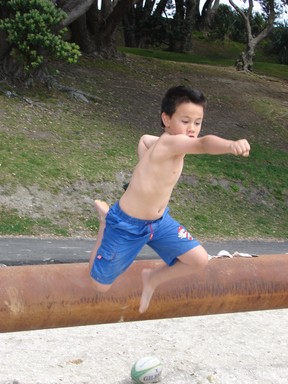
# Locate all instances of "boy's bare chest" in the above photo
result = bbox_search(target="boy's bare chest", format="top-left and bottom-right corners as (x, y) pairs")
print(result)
(155, 156), (184, 185)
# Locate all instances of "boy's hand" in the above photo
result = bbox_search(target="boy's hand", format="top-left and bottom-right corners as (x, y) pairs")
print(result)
(230, 139), (250, 157)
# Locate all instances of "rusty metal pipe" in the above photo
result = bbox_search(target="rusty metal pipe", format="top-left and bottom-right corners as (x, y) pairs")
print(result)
(0, 254), (288, 333)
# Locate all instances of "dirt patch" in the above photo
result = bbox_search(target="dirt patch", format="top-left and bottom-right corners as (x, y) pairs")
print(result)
(96, 57), (287, 148)
(56, 56), (288, 145)
(0, 172), (131, 237)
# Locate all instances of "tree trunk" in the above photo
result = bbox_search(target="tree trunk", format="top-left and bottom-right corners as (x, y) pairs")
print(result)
(92, 0), (134, 58)
(197, 0), (220, 32)
(237, 48), (255, 71)
(69, 14), (96, 54)
(0, 29), (31, 81)
(0, 6), (12, 79)
(58, 0), (136, 57)
(229, 0), (276, 71)
(168, 0), (196, 52)
(58, 0), (96, 27)
(123, 0), (168, 49)
(63, 0), (137, 58)
(183, 0), (197, 51)
(123, 9), (137, 47)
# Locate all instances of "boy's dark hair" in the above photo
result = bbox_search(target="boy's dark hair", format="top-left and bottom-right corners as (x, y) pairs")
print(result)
(161, 85), (206, 127)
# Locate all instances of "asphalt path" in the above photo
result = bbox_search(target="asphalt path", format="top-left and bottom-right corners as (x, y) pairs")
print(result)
(0, 236), (287, 266)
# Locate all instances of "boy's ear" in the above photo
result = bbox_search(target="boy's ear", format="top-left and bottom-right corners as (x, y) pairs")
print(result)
(161, 112), (169, 127)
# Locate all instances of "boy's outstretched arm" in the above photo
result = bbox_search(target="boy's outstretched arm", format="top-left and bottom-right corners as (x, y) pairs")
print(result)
(170, 134), (250, 157)
(138, 134), (159, 159)
(200, 135), (250, 156)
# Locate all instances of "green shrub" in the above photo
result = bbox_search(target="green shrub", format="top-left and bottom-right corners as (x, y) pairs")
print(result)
(266, 22), (288, 64)
(0, 0), (81, 72)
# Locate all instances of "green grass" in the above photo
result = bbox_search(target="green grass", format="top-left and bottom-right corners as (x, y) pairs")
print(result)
(171, 186), (286, 239)
(253, 62), (288, 79)
(0, 109), (137, 189)
(120, 36), (288, 80)
(0, 209), (69, 236)
(184, 144), (287, 192)
(174, 142), (287, 238)
(0, 44), (287, 239)
(119, 46), (235, 67)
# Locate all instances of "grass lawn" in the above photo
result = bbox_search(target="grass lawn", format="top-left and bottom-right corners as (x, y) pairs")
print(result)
(0, 38), (287, 240)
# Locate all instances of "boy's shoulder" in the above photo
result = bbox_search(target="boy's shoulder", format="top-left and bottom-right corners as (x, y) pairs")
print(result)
(151, 133), (188, 160)
(158, 132), (189, 145)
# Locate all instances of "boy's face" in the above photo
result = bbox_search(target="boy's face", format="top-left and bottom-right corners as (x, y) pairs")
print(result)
(162, 101), (204, 138)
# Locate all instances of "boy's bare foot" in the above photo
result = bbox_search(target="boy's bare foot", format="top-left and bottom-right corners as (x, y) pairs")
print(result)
(139, 268), (155, 314)
(94, 200), (109, 222)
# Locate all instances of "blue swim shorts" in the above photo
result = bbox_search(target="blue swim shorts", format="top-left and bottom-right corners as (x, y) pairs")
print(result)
(90, 201), (200, 284)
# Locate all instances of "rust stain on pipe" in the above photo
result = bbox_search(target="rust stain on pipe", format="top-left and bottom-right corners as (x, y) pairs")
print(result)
(0, 254), (288, 333)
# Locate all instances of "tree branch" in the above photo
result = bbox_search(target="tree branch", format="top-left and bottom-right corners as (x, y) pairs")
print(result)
(229, 0), (247, 18)
(57, 0), (96, 27)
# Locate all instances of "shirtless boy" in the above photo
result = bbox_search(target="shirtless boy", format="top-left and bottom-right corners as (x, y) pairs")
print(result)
(89, 85), (250, 313)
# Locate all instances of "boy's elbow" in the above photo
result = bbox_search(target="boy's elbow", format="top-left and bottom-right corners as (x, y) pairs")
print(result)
(140, 134), (148, 143)
(138, 135), (147, 148)
(137, 141), (146, 159)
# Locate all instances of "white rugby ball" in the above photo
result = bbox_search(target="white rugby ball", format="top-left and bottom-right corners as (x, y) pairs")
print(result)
(131, 356), (163, 383)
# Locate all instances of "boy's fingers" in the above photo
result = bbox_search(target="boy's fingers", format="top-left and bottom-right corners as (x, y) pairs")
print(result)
(238, 140), (250, 156)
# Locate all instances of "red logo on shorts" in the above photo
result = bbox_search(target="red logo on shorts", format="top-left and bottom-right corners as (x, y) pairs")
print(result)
(97, 255), (102, 260)
(178, 226), (193, 240)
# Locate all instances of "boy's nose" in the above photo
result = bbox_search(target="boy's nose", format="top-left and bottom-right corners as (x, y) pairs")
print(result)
(188, 126), (195, 133)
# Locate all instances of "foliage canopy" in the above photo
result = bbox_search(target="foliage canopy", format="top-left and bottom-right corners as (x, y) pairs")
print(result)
(0, 0), (81, 72)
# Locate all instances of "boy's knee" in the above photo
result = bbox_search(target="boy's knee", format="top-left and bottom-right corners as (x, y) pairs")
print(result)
(179, 246), (209, 268)
(89, 275), (111, 293)
(195, 251), (209, 268)
(190, 246), (209, 268)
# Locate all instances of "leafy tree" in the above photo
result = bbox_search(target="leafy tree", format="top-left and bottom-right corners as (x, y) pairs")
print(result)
(208, 4), (237, 40)
(123, 0), (169, 48)
(0, 0), (80, 81)
(197, 0), (221, 32)
(0, 0), (141, 82)
(166, 0), (196, 52)
(229, 0), (277, 71)
(266, 22), (288, 64)
(209, 5), (268, 43)
(123, 0), (201, 52)
(61, 0), (136, 58)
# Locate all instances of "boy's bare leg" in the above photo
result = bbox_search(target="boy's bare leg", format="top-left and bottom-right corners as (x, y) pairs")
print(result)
(139, 245), (208, 313)
(88, 200), (109, 271)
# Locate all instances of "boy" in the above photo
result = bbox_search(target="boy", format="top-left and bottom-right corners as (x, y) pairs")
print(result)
(89, 85), (250, 313)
